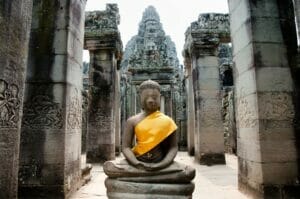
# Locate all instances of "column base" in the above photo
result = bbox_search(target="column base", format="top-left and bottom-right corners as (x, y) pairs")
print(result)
(198, 153), (225, 165)
(87, 144), (115, 163)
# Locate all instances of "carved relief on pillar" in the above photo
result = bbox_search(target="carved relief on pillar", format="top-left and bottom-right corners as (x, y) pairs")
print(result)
(88, 107), (112, 129)
(258, 92), (294, 128)
(67, 96), (82, 130)
(0, 79), (21, 129)
(199, 98), (223, 128)
(22, 95), (63, 129)
(236, 88), (258, 128)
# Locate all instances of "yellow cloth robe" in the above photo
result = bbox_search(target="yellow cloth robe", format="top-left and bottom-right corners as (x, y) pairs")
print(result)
(132, 111), (177, 156)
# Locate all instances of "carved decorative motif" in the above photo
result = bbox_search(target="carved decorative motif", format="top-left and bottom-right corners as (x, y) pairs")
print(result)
(237, 89), (258, 128)
(67, 96), (82, 129)
(184, 13), (230, 56)
(85, 4), (120, 37)
(258, 92), (294, 121)
(89, 108), (112, 129)
(22, 95), (63, 129)
(0, 79), (20, 128)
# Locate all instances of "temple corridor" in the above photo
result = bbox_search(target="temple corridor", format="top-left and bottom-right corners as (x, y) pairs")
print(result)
(1, 0), (300, 198)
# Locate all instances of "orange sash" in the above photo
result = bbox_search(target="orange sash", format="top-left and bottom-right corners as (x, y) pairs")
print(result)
(132, 111), (177, 156)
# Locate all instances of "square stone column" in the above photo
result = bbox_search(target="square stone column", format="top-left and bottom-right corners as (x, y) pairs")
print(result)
(0, 1), (32, 198)
(184, 58), (195, 155)
(184, 13), (230, 165)
(84, 4), (123, 162)
(18, 0), (86, 197)
(228, 0), (299, 197)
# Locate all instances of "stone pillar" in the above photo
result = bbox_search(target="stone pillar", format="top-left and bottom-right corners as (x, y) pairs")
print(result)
(183, 58), (195, 155)
(0, 1), (32, 198)
(228, 0), (300, 197)
(84, 4), (122, 162)
(184, 13), (230, 165)
(18, 0), (86, 197)
(114, 71), (121, 155)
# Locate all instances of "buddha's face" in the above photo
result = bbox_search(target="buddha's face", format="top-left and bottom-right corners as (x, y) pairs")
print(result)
(140, 88), (160, 113)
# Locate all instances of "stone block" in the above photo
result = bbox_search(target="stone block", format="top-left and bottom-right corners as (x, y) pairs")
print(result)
(253, 43), (289, 68)
(257, 92), (294, 121)
(261, 162), (298, 184)
(105, 178), (194, 198)
(229, 0), (250, 35)
(198, 127), (225, 153)
(252, 17), (283, 43)
(256, 67), (293, 92)
(260, 140), (297, 163)
(198, 78), (221, 91)
(233, 43), (254, 75)
(249, 0), (279, 18)
(237, 137), (262, 162)
(196, 56), (218, 67)
(50, 55), (67, 82)
(68, 30), (84, 65)
(235, 68), (256, 96)
(198, 66), (219, 79)
(235, 92), (259, 129)
(65, 132), (81, 162)
(66, 57), (83, 87)
(238, 157), (264, 184)
(227, 0), (243, 13)
(231, 21), (252, 56)
(198, 90), (220, 99)
(53, 29), (68, 54)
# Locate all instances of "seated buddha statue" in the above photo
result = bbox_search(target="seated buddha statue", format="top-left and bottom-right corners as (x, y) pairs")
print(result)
(103, 80), (195, 198)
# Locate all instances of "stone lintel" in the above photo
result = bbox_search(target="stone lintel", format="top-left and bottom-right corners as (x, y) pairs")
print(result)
(84, 4), (122, 55)
(184, 13), (230, 56)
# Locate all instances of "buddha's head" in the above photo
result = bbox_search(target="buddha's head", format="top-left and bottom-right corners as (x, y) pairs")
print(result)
(139, 80), (161, 113)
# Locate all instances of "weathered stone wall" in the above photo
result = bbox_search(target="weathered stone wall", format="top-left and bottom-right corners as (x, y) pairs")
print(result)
(19, 0), (86, 197)
(84, 4), (122, 162)
(228, 0), (300, 197)
(184, 13), (230, 165)
(0, 1), (32, 198)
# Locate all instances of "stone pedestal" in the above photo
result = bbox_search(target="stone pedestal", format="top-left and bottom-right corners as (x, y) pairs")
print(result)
(104, 160), (195, 199)
(84, 4), (122, 162)
(0, 1), (32, 198)
(228, 0), (300, 197)
(183, 13), (230, 165)
(18, 0), (86, 197)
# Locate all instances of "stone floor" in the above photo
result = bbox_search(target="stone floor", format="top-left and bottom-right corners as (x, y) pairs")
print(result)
(71, 152), (250, 199)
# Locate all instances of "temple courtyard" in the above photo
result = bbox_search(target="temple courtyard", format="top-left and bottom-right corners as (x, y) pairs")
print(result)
(71, 152), (249, 199)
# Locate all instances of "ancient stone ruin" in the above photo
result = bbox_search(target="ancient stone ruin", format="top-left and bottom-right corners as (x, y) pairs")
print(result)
(0, 0), (299, 198)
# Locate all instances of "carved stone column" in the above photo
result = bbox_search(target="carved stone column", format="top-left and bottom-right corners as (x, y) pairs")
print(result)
(0, 1), (32, 198)
(183, 58), (195, 155)
(184, 13), (230, 165)
(19, 0), (86, 197)
(84, 4), (122, 162)
(228, 0), (300, 197)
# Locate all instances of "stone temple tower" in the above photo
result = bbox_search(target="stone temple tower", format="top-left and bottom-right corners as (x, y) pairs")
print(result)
(121, 6), (187, 149)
